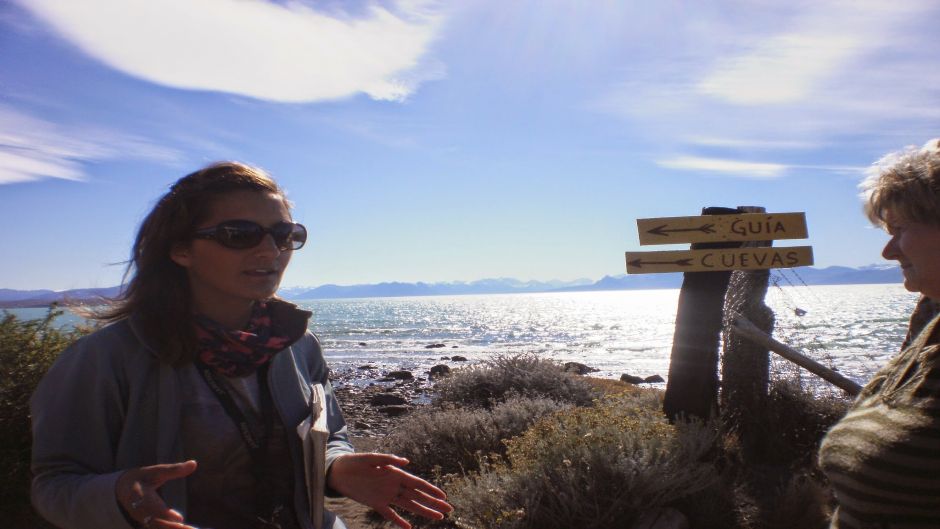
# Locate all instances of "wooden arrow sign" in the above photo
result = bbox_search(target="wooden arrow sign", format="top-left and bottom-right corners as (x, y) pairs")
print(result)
(626, 246), (814, 274)
(637, 212), (808, 245)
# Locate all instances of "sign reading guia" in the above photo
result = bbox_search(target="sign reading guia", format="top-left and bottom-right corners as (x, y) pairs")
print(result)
(636, 212), (807, 245)
(626, 212), (813, 274)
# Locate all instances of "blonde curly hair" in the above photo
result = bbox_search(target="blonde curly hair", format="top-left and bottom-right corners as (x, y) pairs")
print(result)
(861, 138), (940, 227)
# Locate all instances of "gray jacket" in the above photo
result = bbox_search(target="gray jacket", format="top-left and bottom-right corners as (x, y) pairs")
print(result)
(30, 316), (354, 529)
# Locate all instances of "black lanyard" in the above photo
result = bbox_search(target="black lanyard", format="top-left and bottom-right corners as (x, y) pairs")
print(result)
(193, 359), (275, 464)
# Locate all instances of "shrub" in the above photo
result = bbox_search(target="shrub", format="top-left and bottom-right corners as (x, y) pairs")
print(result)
(444, 390), (720, 529)
(0, 308), (88, 524)
(759, 379), (850, 467)
(380, 396), (571, 477)
(433, 354), (599, 409)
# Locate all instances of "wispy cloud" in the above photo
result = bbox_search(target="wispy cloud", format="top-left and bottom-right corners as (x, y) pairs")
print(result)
(697, 1), (928, 106)
(656, 156), (786, 179)
(686, 136), (819, 150)
(594, 0), (940, 170)
(0, 105), (182, 184)
(18, 0), (446, 103)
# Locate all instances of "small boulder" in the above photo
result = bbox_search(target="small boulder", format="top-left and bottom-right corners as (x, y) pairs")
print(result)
(358, 342), (368, 347)
(564, 362), (598, 375)
(429, 364), (451, 378)
(358, 364), (377, 370)
(451, 345), (459, 348)
(386, 370), (414, 380)
(451, 355), (468, 362)
(440, 356), (450, 360)
(644, 374), (665, 383)
(424, 343), (446, 349)
(379, 405), (411, 417)
(370, 393), (408, 406)
(620, 374), (645, 385)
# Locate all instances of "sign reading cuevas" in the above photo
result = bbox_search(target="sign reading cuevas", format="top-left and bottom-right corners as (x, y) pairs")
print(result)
(637, 212), (807, 245)
(625, 246), (814, 274)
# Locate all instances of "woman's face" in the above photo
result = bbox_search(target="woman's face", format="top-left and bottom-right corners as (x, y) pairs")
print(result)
(882, 211), (940, 298)
(170, 190), (293, 324)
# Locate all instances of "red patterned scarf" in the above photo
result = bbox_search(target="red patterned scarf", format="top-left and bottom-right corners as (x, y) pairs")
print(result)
(193, 302), (293, 377)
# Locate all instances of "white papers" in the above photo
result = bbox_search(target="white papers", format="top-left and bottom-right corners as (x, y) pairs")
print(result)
(296, 383), (329, 529)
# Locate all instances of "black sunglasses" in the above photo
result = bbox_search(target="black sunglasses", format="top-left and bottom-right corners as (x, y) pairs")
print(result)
(192, 220), (307, 251)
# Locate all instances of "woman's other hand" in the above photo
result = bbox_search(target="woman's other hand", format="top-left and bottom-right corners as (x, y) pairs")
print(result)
(115, 460), (198, 528)
(327, 453), (453, 529)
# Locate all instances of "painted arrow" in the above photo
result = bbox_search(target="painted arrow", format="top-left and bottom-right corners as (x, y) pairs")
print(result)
(627, 258), (693, 268)
(646, 223), (716, 237)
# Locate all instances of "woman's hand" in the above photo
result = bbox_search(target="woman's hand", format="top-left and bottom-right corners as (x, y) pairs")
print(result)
(327, 453), (453, 529)
(115, 460), (198, 529)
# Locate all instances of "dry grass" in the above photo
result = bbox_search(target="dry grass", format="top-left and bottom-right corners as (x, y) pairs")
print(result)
(441, 390), (723, 529)
(433, 354), (599, 409)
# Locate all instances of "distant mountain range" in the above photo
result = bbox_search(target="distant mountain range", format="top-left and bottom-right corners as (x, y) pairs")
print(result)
(0, 265), (902, 308)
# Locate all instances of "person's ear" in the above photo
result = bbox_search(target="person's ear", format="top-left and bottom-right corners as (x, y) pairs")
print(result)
(170, 243), (192, 268)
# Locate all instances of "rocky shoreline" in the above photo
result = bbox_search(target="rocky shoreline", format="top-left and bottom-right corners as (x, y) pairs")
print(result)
(331, 358), (664, 437)
(331, 359), (459, 437)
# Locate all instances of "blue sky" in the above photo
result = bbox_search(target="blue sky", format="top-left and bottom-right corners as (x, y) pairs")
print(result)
(2, 0), (938, 291)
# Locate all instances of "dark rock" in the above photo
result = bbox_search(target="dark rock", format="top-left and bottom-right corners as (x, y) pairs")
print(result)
(424, 343), (446, 349)
(451, 345), (459, 348)
(429, 364), (451, 378)
(379, 405), (411, 416)
(358, 364), (377, 370)
(564, 362), (598, 375)
(370, 393), (408, 406)
(386, 370), (414, 380)
(440, 356), (450, 360)
(358, 342), (368, 346)
(620, 374), (646, 385)
(377, 377), (395, 382)
(451, 355), (468, 362)
(353, 420), (372, 429)
(644, 374), (665, 383)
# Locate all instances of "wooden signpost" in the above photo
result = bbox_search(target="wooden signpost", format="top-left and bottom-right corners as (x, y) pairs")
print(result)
(626, 209), (814, 423)
(636, 212), (808, 245)
(627, 212), (813, 273)
(626, 246), (814, 274)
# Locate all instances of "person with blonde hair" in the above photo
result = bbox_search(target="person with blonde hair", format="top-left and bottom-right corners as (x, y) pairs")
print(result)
(819, 139), (940, 528)
(31, 162), (451, 529)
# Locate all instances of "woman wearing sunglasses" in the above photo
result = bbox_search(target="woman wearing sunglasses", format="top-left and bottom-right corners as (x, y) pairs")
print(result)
(30, 162), (452, 529)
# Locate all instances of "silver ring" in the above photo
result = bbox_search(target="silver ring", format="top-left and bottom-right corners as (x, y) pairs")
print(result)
(142, 515), (153, 527)
(130, 498), (144, 510)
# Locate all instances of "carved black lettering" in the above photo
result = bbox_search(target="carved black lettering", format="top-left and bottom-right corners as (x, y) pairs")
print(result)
(702, 253), (715, 267)
(773, 220), (785, 233)
(771, 252), (785, 266)
(786, 250), (799, 266)
(730, 220), (745, 236)
(721, 253), (736, 267)
(740, 253), (750, 267)
(754, 253), (768, 266)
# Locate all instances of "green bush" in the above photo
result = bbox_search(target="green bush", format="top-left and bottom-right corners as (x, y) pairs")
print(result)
(380, 396), (571, 477)
(444, 390), (721, 529)
(0, 308), (87, 524)
(433, 354), (599, 409)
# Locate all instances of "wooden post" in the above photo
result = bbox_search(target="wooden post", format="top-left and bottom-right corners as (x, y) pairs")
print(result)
(731, 315), (862, 395)
(663, 206), (741, 421)
(720, 206), (774, 432)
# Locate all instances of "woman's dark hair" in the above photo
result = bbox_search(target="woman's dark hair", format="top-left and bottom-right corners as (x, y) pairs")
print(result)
(96, 162), (287, 364)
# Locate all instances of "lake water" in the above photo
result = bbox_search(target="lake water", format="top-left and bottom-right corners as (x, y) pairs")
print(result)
(8, 282), (917, 387)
